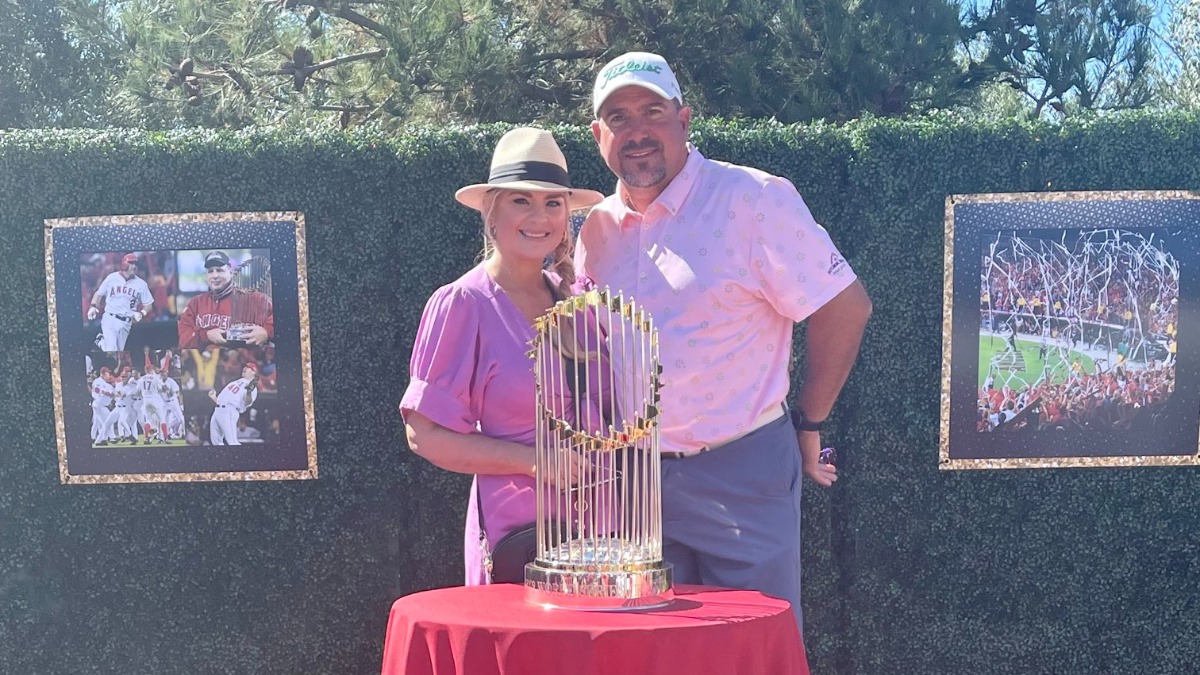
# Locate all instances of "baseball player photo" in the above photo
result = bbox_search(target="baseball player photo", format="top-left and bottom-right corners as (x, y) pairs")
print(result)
(137, 361), (172, 445)
(178, 250), (273, 349)
(127, 348), (188, 446)
(99, 367), (138, 445)
(86, 253), (153, 362)
(160, 368), (185, 440)
(208, 362), (260, 445)
(89, 367), (117, 446)
(47, 212), (315, 483)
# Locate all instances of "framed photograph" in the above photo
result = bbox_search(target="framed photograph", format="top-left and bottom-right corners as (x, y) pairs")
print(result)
(44, 212), (317, 484)
(941, 191), (1200, 470)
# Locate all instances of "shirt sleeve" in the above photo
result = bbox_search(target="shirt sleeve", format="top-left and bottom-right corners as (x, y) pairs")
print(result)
(399, 284), (482, 434)
(751, 177), (856, 323)
(177, 298), (202, 348)
(96, 274), (115, 299)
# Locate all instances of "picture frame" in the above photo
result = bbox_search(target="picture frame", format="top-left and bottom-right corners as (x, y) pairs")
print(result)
(45, 211), (317, 484)
(940, 191), (1200, 470)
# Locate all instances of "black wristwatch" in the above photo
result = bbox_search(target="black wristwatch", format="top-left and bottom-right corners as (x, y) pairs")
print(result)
(791, 408), (826, 433)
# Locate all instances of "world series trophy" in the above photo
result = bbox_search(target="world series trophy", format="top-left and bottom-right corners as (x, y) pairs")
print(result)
(525, 288), (673, 609)
(226, 255), (272, 347)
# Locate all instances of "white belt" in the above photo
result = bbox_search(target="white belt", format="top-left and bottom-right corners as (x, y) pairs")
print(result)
(662, 403), (787, 459)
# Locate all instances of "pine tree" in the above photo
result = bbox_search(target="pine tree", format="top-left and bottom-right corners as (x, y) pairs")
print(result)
(963, 0), (1157, 118)
(1158, 0), (1200, 108)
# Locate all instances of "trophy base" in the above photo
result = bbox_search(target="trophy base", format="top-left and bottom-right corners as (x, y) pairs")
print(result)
(223, 324), (256, 348)
(523, 562), (673, 611)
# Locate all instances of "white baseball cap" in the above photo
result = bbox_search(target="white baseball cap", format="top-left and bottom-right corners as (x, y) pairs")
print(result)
(592, 51), (683, 116)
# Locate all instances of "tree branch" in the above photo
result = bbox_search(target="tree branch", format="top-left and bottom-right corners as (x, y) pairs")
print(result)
(312, 104), (373, 112)
(309, 48), (387, 73)
(519, 49), (608, 65)
(277, 50), (387, 77)
(269, 0), (390, 35)
(332, 6), (389, 36)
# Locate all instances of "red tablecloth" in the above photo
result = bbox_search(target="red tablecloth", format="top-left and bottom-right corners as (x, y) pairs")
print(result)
(381, 584), (809, 675)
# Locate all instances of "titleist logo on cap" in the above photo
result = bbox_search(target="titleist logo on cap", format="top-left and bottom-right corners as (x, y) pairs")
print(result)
(593, 51), (682, 115)
(601, 59), (663, 85)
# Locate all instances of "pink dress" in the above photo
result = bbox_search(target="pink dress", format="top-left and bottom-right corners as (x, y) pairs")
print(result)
(400, 264), (606, 585)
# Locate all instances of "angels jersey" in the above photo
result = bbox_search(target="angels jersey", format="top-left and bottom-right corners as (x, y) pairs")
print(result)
(215, 377), (258, 413)
(138, 374), (168, 404)
(96, 272), (152, 318)
(91, 377), (115, 406)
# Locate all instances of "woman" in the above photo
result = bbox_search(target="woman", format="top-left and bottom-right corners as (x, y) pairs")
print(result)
(399, 127), (605, 585)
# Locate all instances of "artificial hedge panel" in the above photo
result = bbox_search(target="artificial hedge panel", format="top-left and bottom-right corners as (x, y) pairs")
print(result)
(839, 113), (1200, 674)
(1, 113), (1198, 675)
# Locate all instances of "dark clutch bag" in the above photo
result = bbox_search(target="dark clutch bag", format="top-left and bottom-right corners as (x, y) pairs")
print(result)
(487, 522), (571, 584)
(487, 524), (539, 584)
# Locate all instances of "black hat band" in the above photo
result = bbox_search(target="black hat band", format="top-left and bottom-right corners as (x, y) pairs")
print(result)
(488, 161), (571, 188)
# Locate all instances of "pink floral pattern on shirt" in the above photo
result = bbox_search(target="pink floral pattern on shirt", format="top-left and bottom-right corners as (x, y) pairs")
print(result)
(576, 149), (856, 453)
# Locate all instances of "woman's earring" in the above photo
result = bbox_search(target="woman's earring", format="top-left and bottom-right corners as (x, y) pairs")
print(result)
(488, 226), (497, 239)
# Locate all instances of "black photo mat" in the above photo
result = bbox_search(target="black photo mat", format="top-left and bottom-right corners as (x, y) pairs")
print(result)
(940, 192), (1200, 469)
(45, 212), (317, 483)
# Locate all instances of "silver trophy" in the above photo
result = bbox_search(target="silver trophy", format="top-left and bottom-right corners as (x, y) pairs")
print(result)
(226, 256), (272, 347)
(524, 288), (673, 609)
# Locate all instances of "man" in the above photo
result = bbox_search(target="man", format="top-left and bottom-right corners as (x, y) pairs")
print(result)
(87, 254), (153, 361)
(207, 363), (260, 445)
(128, 368), (144, 436)
(177, 250), (273, 348)
(101, 367), (138, 444)
(1003, 318), (1019, 353)
(576, 51), (872, 630)
(160, 367), (185, 439)
(137, 362), (170, 444)
(89, 367), (116, 446)
(189, 348), (221, 390)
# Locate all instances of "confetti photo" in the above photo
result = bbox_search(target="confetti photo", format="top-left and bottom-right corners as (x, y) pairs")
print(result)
(941, 192), (1200, 470)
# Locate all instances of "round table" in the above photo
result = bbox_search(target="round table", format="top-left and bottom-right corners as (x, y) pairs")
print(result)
(381, 583), (809, 675)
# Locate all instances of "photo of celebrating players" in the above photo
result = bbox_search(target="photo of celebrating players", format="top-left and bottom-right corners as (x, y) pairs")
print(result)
(941, 191), (1200, 469)
(84, 346), (282, 449)
(46, 212), (315, 483)
(977, 229), (1178, 433)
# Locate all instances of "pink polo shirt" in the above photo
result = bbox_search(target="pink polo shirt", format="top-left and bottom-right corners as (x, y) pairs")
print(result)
(575, 148), (856, 453)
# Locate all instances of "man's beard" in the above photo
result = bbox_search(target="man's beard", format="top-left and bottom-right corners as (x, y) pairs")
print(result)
(618, 139), (666, 189)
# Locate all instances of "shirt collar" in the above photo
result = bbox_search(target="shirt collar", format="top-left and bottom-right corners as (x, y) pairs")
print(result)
(614, 145), (704, 225)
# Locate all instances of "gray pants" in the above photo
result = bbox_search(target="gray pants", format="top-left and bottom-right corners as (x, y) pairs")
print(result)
(661, 415), (804, 631)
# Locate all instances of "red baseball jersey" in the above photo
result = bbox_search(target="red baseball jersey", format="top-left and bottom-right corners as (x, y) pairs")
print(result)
(178, 289), (273, 348)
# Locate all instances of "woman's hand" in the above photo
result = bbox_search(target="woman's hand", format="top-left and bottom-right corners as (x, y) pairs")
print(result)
(536, 447), (594, 490)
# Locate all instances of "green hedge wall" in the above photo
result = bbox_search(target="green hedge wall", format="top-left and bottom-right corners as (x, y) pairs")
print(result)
(2, 112), (1199, 675)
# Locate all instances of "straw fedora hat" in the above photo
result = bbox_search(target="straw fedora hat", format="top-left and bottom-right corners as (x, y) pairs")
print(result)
(455, 127), (605, 212)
